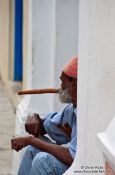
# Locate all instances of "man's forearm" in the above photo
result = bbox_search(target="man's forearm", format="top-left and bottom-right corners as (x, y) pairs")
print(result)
(28, 136), (73, 166)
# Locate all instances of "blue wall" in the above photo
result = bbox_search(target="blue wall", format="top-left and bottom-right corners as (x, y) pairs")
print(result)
(14, 0), (23, 81)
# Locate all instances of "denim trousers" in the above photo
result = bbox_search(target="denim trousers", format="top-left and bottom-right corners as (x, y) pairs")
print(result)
(17, 138), (69, 175)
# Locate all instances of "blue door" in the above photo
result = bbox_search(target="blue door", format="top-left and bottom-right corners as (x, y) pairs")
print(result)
(14, 0), (23, 81)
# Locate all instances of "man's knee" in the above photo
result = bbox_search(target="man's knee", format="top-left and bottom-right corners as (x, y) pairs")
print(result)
(27, 145), (36, 151)
(25, 145), (35, 154)
(31, 152), (68, 175)
(23, 145), (40, 159)
(32, 152), (53, 168)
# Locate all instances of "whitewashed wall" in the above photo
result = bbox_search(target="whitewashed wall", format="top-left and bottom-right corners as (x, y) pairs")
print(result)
(13, 0), (115, 175)
(12, 0), (78, 174)
(0, 0), (10, 82)
(30, 0), (78, 113)
(66, 0), (115, 175)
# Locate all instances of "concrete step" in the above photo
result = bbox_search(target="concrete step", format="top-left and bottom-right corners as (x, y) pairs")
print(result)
(0, 81), (15, 175)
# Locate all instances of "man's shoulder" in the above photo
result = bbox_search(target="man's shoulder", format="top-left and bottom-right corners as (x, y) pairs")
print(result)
(62, 104), (76, 119)
(63, 104), (76, 128)
(63, 104), (74, 113)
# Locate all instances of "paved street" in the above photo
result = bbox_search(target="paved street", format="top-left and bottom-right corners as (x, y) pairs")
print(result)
(0, 81), (15, 175)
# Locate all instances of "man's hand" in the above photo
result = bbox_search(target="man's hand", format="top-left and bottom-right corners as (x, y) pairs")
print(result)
(11, 135), (33, 152)
(56, 122), (72, 138)
(25, 114), (43, 137)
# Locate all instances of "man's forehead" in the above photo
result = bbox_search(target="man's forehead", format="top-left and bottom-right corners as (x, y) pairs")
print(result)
(60, 72), (66, 78)
(60, 71), (70, 80)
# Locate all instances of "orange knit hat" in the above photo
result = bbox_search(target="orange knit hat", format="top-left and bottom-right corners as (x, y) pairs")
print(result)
(63, 57), (78, 78)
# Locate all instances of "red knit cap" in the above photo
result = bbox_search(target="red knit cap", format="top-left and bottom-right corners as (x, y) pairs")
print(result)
(63, 57), (78, 78)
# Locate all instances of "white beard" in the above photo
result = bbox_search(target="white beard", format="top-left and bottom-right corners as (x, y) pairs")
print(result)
(59, 88), (72, 104)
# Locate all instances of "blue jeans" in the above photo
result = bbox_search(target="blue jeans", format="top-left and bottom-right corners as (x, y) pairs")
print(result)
(17, 138), (69, 175)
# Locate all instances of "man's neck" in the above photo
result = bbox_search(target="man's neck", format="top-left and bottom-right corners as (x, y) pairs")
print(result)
(72, 97), (77, 108)
(73, 101), (77, 108)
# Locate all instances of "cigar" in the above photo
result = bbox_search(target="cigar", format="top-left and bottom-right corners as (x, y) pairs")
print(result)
(18, 88), (60, 95)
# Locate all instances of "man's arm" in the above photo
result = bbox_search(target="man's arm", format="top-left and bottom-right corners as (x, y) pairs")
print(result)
(11, 135), (73, 166)
(29, 136), (73, 166)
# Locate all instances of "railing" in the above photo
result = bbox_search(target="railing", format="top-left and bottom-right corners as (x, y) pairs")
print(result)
(97, 116), (115, 175)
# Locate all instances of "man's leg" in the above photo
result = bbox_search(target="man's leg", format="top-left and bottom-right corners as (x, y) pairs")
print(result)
(17, 145), (41, 175)
(30, 152), (69, 175)
(18, 136), (53, 175)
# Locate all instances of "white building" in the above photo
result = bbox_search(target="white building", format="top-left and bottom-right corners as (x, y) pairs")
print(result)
(0, 0), (115, 175)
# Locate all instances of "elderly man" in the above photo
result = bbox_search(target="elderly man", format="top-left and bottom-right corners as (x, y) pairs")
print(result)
(11, 57), (77, 175)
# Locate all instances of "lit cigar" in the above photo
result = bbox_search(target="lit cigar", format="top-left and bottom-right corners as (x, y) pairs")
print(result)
(18, 88), (60, 95)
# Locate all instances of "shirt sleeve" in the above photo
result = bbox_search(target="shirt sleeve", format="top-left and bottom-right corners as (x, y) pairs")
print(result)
(68, 119), (77, 159)
(43, 111), (71, 145)
(43, 105), (77, 159)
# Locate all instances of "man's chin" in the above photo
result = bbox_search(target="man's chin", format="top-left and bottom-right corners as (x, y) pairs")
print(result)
(59, 96), (72, 104)
(58, 88), (72, 104)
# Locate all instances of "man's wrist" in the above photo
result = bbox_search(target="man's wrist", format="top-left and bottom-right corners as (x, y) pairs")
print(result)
(27, 135), (40, 148)
(26, 135), (35, 145)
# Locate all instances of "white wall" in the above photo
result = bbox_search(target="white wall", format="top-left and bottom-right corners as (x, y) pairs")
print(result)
(13, 0), (115, 174)
(13, 0), (78, 174)
(0, 0), (10, 82)
(67, 0), (115, 174)
(86, 0), (115, 164)
(30, 0), (78, 113)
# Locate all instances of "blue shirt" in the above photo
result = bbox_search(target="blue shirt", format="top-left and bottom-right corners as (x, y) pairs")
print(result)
(43, 104), (77, 159)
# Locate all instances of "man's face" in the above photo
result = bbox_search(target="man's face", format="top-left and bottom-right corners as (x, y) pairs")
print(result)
(59, 72), (73, 103)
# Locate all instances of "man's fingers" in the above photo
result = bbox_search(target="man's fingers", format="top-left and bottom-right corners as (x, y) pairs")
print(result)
(56, 123), (72, 138)
(25, 117), (40, 136)
(56, 124), (62, 128)
(25, 123), (28, 133)
(63, 123), (72, 131)
(11, 136), (25, 151)
(12, 144), (22, 152)
(25, 116), (35, 133)
(15, 145), (23, 152)
(29, 123), (39, 136)
(25, 115), (32, 132)
(34, 113), (40, 119)
(11, 142), (18, 150)
(34, 124), (39, 137)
